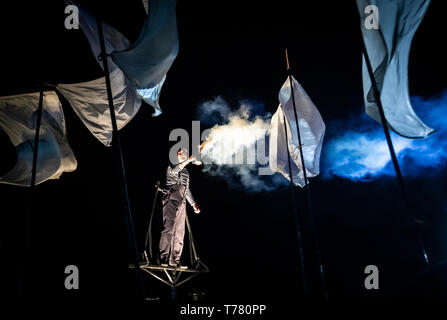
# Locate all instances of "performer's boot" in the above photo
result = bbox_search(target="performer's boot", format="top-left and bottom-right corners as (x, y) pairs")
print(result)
(172, 261), (188, 269)
(160, 257), (169, 267)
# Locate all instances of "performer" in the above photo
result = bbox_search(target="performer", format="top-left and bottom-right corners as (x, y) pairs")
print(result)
(159, 148), (200, 269)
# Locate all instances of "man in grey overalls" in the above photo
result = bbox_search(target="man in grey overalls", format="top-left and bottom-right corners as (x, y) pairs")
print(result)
(159, 148), (200, 269)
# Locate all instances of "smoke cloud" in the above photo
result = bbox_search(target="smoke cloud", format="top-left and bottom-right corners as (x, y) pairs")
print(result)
(196, 97), (286, 192)
(323, 91), (447, 181)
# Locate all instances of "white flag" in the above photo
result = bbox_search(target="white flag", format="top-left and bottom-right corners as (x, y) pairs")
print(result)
(142, 0), (149, 15)
(111, 0), (178, 116)
(269, 77), (325, 187)
(65, 0), (130, 71)
(57, 68), (141, 146)
(0, 91), (77, 186)
(60, 1), (142, 146)
(357, 0), (434, 138)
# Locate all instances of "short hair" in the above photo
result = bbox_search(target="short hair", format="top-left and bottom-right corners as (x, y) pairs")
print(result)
(177, 148), (188, 154)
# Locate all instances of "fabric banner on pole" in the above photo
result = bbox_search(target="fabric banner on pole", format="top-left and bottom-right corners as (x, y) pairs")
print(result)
(66, 0), (130, 71)
(0, 91), (77, 186)
(111, 0), (178, 116)
(61, 1), (142, 145)
(356, 0), (434, 138)
(269, 77), (325, 187)
(57, 68), (141, 146)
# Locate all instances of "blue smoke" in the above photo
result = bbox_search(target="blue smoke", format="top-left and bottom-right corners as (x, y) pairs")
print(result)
(323, 91), (447, 181)
(196, 96), (231, 126)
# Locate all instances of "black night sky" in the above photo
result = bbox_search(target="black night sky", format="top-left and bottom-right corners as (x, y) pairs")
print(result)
(0, 0), (447, 313)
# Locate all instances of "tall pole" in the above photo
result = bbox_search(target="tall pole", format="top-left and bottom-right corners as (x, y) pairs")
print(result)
(30, 86), (44, 189)
(284, 49), (328, 299)
(282, 113), (307, 296)
(18, 85), (45, 296)
(360, 43), (407, 201)
(96, 17), (146, 300)
(358, 30), (429, 266)
(145, 181), (161, 262)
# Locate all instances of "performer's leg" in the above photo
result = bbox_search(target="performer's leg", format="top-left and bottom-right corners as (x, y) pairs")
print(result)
(159, 199), (178, 261)
(171, 201), (187, 264)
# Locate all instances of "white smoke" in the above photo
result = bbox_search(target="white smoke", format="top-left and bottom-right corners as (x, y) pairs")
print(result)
(196, 97), (286, 192)
(200, 105), (269, 165)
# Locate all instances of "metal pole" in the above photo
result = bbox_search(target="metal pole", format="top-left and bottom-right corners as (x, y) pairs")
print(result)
(358, 31), (429, 266)
(281, 113), (308, 296)
(96, 17), (146, 300)
(18, 85), (45, 296)
(284, 49), (328, 299)
(145, 181), (161, 262)
(30, 86), (44, 188)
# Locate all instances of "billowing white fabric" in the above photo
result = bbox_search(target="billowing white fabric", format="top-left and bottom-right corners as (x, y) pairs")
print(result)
(57, 68), (141, 146)
(60, 1), (142, 146)
(269, 77), (325, 187)
(142, 0), (149, 15)
(111, 0), (178, 116)
(135, 75), (166, 117)
(111, 0), (178, 88)
(66, 0), (130, 71)
(357, 0), (434, 138)
(0, 91), (77, 186)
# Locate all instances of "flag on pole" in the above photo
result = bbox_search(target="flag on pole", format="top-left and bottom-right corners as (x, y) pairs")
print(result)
(65, 0), (130, 71)
(60, 1), (142, 146)
(356, 0), (434, 138)
(57, 68), (141, 146)
(0, 91), (77, 186)
(111, 0), (179, 116)
(269, 77), (325, 187)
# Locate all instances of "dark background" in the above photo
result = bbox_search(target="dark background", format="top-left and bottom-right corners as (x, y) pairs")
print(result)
(0, 0), (446, 312)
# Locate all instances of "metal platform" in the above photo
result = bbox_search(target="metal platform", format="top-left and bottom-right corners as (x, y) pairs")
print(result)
(130, 259), (209, 288)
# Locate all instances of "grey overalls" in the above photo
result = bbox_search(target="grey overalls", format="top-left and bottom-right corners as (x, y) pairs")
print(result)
(159, 164), (195, 264)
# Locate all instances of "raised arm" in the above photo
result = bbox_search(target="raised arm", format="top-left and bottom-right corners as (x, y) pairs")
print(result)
(169, 155), (196, 175)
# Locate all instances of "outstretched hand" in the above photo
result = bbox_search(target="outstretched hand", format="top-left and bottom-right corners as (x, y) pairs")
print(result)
(193, 203), (201, 214)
